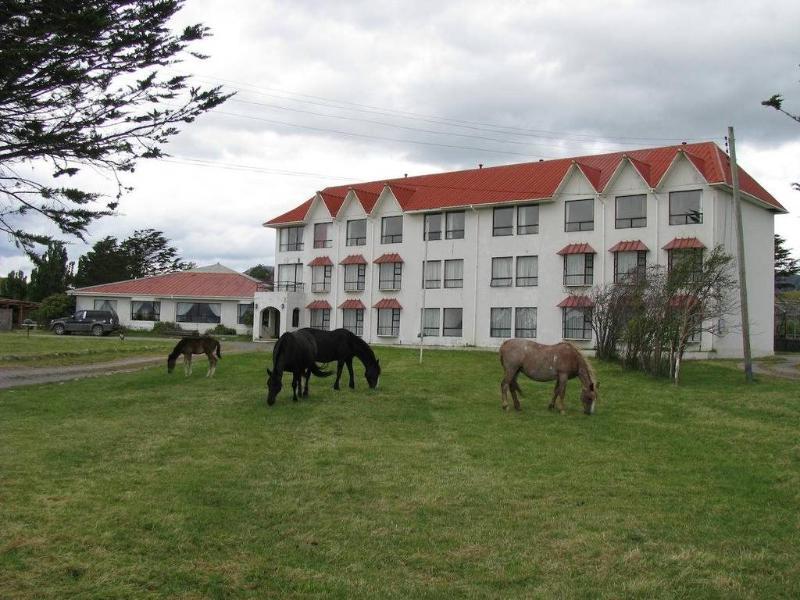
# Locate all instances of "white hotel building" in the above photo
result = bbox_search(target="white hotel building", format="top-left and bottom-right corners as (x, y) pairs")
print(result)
(254, 142), (785, 357)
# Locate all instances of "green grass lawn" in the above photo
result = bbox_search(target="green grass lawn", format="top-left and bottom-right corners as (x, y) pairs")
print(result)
(0, 332), (174, 368)
(1, 348), (798, 598)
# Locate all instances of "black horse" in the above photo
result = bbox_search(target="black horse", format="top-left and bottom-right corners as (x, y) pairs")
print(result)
(266, 330), (331, 405)
(299, 328), (381, 390)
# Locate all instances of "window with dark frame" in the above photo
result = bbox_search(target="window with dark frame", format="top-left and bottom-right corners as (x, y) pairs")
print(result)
(291, 308), (300, 328)
(615, 194), (647, 228)
(445, 211), (465, 239)
(379, 262), (402, 290)
(442, 308), (463, 337)
(346, 219), (367, 246)
(424, 213), (442, 240)
(491, 257), (513, 287)
(313, 222), (332, 248)
(421, 308), (440, 336)
(515, 256), (538, 286)
(277, 263), (303, 291)
(131, 300), (161, 321)
(309, 308), (330, 331)
(311, 265), (332, 292)
(381, 215), (403, 243)
(493, 206), (514, 236)
(237, 303), (253, 325)
(668, 248), (703, 281)
(490, 307), (512, 337)
(444, 259), (464, 288)
(515, 307), (537, 338)
(423, 260), (441, 288)
(342, 308), (364, 336)
(614, 251), (647, 283)
(279, 226), (304, 251)
(94, 299), (117, 313)
(176, 302), (221, 324)
(517, 204), (539, 234)
(563, 253), (594, 286)
(669, 190), (703, 225)
(344, 263), (366, 291)
(565, 198), (594, 232)
(377, 308), (400, 336)
(562, 307), (592, 340)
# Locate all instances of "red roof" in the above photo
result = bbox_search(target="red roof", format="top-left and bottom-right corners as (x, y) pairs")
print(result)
(339, 299), (366, 309)
(557, 295), (594, 308)
(373, 298), (403, 309)
(558, 243), (596, 255)
(374, 253), (404, 264)
(72, 269), (258, 298)
(306, 300), (332, 310)
(265, 142), (784, 225)
(340, 254), (367, 265)
(609, 240), (649, 252)
(663, 237), (705, 250)
(308, 256), (333, 266)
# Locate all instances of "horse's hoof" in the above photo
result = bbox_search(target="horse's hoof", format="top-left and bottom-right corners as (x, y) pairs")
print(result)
(502, 405), (508, 411)
(333, 385), (340, 390)
(560, 410), (565, 415)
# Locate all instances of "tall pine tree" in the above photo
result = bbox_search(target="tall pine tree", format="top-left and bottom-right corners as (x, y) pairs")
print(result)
(27, 242), (72, 302)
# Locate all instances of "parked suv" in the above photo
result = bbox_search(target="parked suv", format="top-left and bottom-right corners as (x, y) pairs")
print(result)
(50, 310), (120, 336)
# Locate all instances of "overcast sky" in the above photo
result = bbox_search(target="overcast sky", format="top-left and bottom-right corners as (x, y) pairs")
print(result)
(3, 0), (800, 276)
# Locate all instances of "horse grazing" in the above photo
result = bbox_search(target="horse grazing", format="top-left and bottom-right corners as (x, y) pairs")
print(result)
(266, 330), (331, 405)
(167, 336), (222, 377)
(499, 339), (598, 415)
(298, 328), (381, 390)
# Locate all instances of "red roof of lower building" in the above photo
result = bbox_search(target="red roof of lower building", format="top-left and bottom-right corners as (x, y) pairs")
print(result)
(339, 299), (366, 309)
(374, 253), (404, 264)
(308, 256), (333, 266)
(609, 240), (649, 252)
(669, 294), (701, 309)
(663, 237), (705, 250)
(71, 267), (258, 298)
(306, 300), (332, 310)
(557, 243), (596, 255)
(557, 295), (594, 308)
(340, 254), (367, 265)
(373, 298), (402, 309)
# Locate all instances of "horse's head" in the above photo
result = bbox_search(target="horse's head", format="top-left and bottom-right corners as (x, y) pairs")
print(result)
(167, 355), (177, 374)
(365, 359), (381, 389)
(266, 368), (281, 406)
(581, 381), (599, 415)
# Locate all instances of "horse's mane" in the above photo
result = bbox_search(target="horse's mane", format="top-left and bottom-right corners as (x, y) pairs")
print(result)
(349, 332), (377, 364)
(563, 341), (596, 386)
(272, 332), (287, 367)
(168, 338), (186, 360)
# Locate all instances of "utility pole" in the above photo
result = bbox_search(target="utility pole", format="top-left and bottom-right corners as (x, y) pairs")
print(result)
(728, 126), (753, 382)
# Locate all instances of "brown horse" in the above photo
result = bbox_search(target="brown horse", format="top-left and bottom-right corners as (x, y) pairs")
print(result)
(499, 339), (598, 415)
(167, 336), (221, 377)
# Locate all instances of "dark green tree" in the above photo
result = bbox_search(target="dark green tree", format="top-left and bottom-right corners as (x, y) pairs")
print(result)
(120, 229), (193, 278)
(0, 0), (233, 255)
(73, 236), (130, 288)
(0, 270), (27, 299)
(245, 264), (274, 284)
(27, 242), (72, 302)
(775, 234), (800, 278)
(763, 72), (799, 191)
(31, 292), (75, 324)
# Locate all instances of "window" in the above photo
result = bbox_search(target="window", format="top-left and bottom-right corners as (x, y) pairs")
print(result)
(668, 248), (703, 281)
(517, 205), (539, 234)
(342, 309), (364, 336)
(311, 265), (332, 292)
(563, 307), (592, 340)
(94, 299), (118, 313)
(424, 213), (442, 241)
(131, 301), (160, 321)
(423, 260), (441, 288)
(491, 257), (513, 287)
(310, 308), (330, 330)
(277, 263), (303, 291)
(616, 194), (646, 228)
(490, 307), (512, 338)
(669, 190), (702, 225)
(443, 308), (463, 337)
(515, 307), (537, 338)
(381, 215), (403, 243)
(313, 223), (332, 248)
(444, 259), (464, 288)
(176, 302), (221, 324)
(614, 251), (647, 283)
(344, 264), (366, 291)
(421, 308), (440, 336)
(445, 211), (465, 239)
(379, 262), (402, 290)
(291, 308), (300, 328)
(346, 219), (367, 246)
(565, 199), (594, 232)
(279, 226), (304, 251)
(564, 253), (594, 286)
(237, 303), (254, 325)
(377, 308), (400, 336)
(493, 207), (513, 236)
(516, 256), (538, 286)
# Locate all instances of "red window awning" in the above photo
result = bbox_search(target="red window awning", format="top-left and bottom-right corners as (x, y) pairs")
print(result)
(306, 300), (332, 310)
(374, 253), (404, 264)
(308, 256), (333, 266)
(340, 254), (367, 265)
(557, 295), (594, 308)
(557, 243), (596, 255)
(339, 299), (366, 310)
(669, 294), (700, 309)
(663, 237), (705, 250)
(609, 240), (648, 253)
(373, 298), (403, 310)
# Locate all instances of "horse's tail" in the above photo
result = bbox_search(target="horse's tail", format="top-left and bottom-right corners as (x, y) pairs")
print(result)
(309, 362), (332, 378)
(215, 340), (222, 359)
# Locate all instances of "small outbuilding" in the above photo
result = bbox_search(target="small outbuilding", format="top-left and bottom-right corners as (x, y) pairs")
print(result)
(0, 298), (40, 330)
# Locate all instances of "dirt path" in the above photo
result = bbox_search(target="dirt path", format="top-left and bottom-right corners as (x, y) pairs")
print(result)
(750, 354), (800, 380)
(0, 341), (273, 390)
